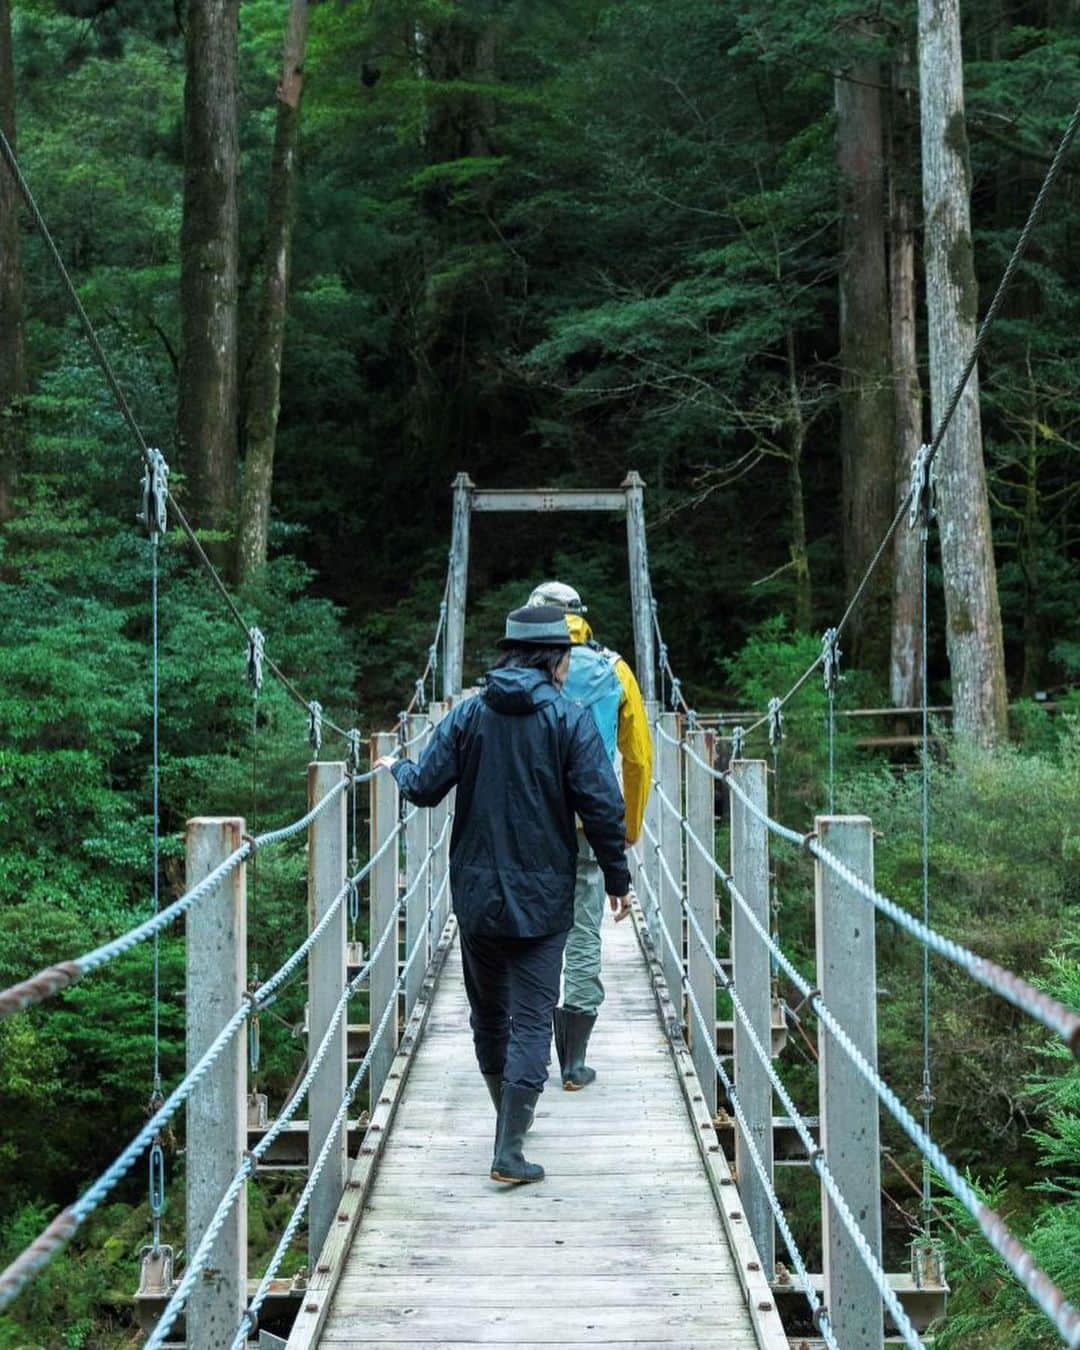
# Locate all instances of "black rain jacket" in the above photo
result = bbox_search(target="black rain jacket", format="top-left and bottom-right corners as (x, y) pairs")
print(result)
(391, 666), (631, 938)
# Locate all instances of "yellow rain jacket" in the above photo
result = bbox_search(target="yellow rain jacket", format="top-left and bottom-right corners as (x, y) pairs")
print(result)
(565, 613), (652, 845)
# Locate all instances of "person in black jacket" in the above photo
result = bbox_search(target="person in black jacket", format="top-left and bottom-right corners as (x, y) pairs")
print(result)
(378, 605), (631, 1185)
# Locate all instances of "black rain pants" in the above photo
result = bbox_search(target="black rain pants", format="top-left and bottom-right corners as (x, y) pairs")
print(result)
(459, 928), (568, 1092)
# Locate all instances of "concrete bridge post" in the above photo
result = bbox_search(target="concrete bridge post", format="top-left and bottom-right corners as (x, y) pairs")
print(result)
(685, 725), (717, 1115)
(656, 710), (684, 1027)
(426, 702), (450, 946)
(815, 814), (883, 1349)
(184, 816), (247, 1348)
(307, 761), (348, 1265)
(404, 715), (431, 1017)
(729, 759), (776, 1281)
(369, 732), (400, 1103)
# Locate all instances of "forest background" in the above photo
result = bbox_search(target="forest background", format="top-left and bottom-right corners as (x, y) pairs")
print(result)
(0, 0), (1078, 1346)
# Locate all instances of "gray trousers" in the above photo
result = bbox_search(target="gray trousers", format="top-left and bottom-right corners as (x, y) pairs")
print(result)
(562, 833), (606, 1014)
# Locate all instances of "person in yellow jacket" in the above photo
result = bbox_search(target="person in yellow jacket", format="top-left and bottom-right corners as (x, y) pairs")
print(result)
(526, 580), (652, 1089)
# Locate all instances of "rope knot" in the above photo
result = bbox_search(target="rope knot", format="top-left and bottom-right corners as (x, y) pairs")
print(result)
(346, 729), (362, 772)
(731, 725), (746, 759)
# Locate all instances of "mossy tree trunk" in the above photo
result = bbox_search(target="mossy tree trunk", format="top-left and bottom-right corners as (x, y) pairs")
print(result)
(0, 0), (26, 525)
(179, 0), (240, 560)
(917, 0), (1008, 745)
(888, 44), (925, 709)
(836, 53), (894, 671)
(236, 0), (310, 583)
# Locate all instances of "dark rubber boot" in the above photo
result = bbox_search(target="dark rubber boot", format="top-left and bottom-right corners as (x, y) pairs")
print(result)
(490, 1084), (544, 1185)
(482, 1073), (502, 1111)
(561, 1007), (598, 1091)
(552, 1007), (568, 1078)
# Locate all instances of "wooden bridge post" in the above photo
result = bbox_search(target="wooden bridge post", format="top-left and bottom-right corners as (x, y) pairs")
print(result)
(623, 470), (656, 703)
(641, 701), (662, 936)
(426, 702), (450, 947)
(729, 759), (776, 1281)
(370, 733), (400, 1103)
(814, 815), (883, 1350)
(307, 761), (348, 1265)
(184, 816), (247, 1348)
(656, 710), (684, 1026)
(685, 725), (717, 1115)
(404, 715), (431, 1017)
(443, 473), (473, 699)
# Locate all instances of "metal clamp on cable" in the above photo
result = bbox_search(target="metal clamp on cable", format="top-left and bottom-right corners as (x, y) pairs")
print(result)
(308, 701), (323, 755)
(821, 628), (841, 694)
(731, 725), (746, 759)
(246, 627), (265, 694)
(767, 698), (784, 750)
(140, 448), (169, 537)
(346, 729), (362, 773)
(908, 443), (937, 532)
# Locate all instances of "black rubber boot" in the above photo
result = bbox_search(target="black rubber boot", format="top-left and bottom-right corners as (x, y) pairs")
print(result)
(490, 1084), (544, 1184)
(482, 1073), (502, 1111)
(552, 1007), (568, 1078)
(560, 1006), (598, 1090)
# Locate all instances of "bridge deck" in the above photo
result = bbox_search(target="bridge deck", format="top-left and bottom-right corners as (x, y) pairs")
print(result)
(316, 915), (762, 1347)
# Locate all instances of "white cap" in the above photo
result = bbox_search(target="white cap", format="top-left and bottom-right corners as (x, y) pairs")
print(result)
(527, 580), (586, 614)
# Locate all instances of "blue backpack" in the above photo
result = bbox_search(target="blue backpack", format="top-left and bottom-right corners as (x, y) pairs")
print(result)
(563, 642), (622, 763)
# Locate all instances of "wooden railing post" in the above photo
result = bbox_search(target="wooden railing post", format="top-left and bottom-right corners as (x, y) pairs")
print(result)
(307, 761), (347, 1265)
(369, 733), (400, 1103)
(815, 815), (883, 1350)
(185, 816), (247, 1348)
(729, 759), (775, 1281)
(685, 725), (717, 1115)
(656, 711), (684, 1025)
(404, 715), (431, 1016)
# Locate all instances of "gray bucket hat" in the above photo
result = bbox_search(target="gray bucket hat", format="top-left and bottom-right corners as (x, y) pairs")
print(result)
(497, 604), (572, 649)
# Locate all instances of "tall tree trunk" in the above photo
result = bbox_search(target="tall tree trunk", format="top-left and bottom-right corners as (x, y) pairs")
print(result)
(888, 45), (925, 708)
(918, 0), (1009, 745)
(836, 56), (895, 671)
(785, 327), (812, 632)
(237, 0), (309, 582)
(0, 0), (26, 524)
(179, 0), (240, 553)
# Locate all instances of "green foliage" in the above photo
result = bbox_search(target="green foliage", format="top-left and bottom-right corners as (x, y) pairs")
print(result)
(932, 952), (1080, 1349)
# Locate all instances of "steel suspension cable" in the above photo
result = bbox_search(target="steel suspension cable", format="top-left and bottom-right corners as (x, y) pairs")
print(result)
(151, 814), (452, 1349)
(0, 127), (355, 747)
(727, 95), (1080, 742)
(678, 799), (1080, 1348)
(635, 854), (902, 1350)
(0, 801), (406, 1312)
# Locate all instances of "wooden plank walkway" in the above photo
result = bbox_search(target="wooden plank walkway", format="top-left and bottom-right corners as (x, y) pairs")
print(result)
(315, 915), (765, 1348)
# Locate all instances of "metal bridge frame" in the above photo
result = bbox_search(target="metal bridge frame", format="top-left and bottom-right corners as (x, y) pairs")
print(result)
(443, 471), (657, 703)
(155, 729), (949, 1347)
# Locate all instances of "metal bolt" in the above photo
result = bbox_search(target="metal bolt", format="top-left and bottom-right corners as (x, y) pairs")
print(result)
(317, 1263), (330, 1274)
(305, 1302), (318, 1313)
(757, 1302), (773, 1313)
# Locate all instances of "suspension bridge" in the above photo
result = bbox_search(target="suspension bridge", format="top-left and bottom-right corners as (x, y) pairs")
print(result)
(2, 103), (1080, 1350)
